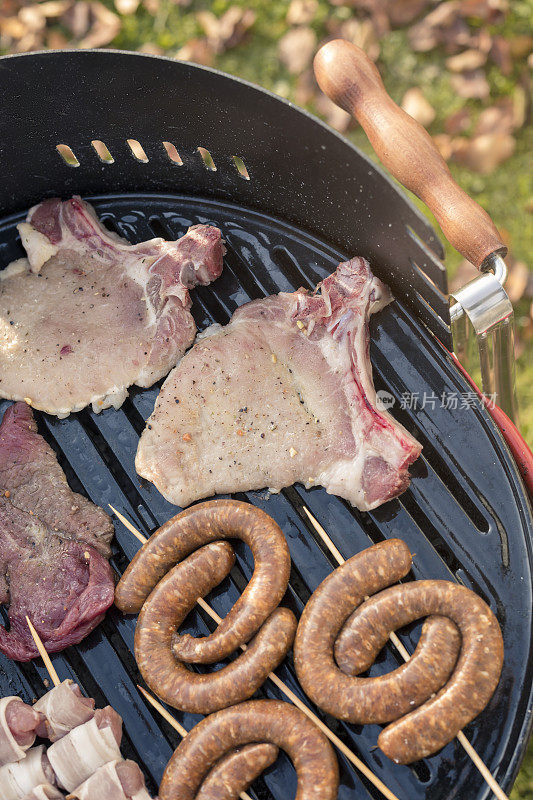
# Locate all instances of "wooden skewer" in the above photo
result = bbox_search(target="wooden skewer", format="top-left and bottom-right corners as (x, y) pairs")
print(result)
(137, 684), (187, 739)
(196, 593), (401, 798)
(26, 616), (60, 688)
(302, 505), (510, 800)
(137, 685), (253, 800)
(25, 620), (183, 800)
(110, 505), (401, 800)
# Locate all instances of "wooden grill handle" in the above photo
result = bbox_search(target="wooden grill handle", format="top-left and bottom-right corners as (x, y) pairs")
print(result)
(314, 39), (507, 268)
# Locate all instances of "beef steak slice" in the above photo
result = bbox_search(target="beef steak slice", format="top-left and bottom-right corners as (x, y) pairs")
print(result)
(0, 495), (114, 661)
(0, 402), (113, 557)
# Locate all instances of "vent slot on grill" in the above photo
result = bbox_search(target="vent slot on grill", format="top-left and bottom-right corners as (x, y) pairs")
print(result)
(91, 139), (114, 164)
(162, 141), (183, 165)
(197, 146), (217, 171)
(56, 144), (80, 167)
(127, 139), (149, 163)
(232, 155), (250, 180)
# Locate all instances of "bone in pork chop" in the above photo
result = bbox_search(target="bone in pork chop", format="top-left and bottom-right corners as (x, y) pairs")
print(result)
(0, 403), (115, 660)
(136, 257), (422, 511)
(0, 196), (224, 416)
(0, 402), (113, 557)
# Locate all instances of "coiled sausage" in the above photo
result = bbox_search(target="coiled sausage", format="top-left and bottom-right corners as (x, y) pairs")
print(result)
(159, 699), (339, 800)
(196, 743), (278, 800)
(135, 542), (297, 714)
(295, 539), (457, 721)
(116, 499), (291, 664)
(343, 579), (503, 763)
(294, 538), (504, 763)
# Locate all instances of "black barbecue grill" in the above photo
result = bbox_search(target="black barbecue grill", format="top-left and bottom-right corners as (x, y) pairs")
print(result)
(0, 49), (532, 800)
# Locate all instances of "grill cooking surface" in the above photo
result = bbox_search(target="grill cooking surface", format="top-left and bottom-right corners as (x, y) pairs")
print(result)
(0, 194), (531, 800)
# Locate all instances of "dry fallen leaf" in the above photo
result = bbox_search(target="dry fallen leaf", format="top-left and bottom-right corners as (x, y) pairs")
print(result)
(362, 1), (390, 37)
(444, 107), (471, 134)
(175, 37), (215, 66)
(46, 29), (69, 48)
(324, 0), (389, 34)
(432, 133), (454, 160)
(0, 1), (61, 51)
(326, 18), (380, 61)
(197, 7), (256, 54)
(457, 0), (508, 23)
(476, 27), (494, 54)
(286, 0), (318, 26)
(278, 26), (317, 75)
(505, 259), (529, 304)
(0, 0), (20, 13)
(0, 15), (25, 39)
(62, 1), (91, 38)
(17, 5), (47, 33)
(39, 1), (72, 17)
(474, 98), (515, 136)
(490, 35), (512, 75)
(387, 0), (431, 28)
(451, 132), (515, 173)
(401, 87), (436, 126)
(78, 2), (121, 48)
(15, 33), (42, 52)
(408, 1), (465, 52)
(314, 93), (352, 132)
(450, 69), (490, 99)
(114, 0), (140, 14)
(446, 48), (487, 72)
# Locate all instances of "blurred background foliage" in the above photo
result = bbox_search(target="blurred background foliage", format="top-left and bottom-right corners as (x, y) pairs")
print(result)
(1, 1), (532, 786)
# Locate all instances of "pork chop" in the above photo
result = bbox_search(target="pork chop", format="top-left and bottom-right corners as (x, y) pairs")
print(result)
(136, 257), (422, 511)
(0, 403), (113, 557)
(0, 496), (114, 661)
(0, 197), (224, 416)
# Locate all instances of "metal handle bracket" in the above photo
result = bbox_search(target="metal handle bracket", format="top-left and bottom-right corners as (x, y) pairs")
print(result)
(450, 255), (518, 422)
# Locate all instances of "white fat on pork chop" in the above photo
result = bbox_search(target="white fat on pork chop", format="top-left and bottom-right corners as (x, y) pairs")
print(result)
(136, 257), (422, 511)
(0, 197), (223, 416)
